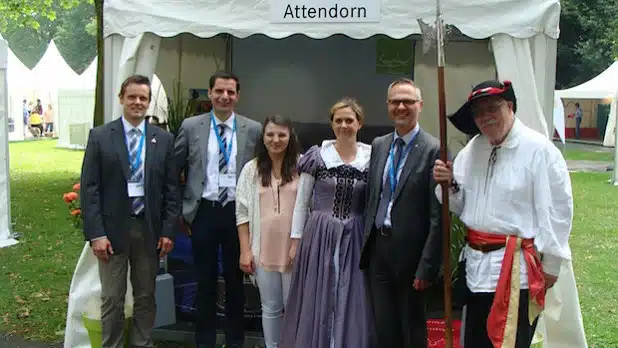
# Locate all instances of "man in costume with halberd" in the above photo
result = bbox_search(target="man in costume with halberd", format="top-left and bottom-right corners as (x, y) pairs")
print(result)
(433, 80), (574, 348)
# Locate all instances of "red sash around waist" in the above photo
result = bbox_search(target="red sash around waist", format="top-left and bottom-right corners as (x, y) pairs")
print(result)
(467, 228), (545, 348)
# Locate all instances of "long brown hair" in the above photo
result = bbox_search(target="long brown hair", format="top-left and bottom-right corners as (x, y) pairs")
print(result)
(255, 115), (301, 187)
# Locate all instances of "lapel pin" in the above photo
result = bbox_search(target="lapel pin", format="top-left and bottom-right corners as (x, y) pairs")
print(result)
(151, 138), (157, 144)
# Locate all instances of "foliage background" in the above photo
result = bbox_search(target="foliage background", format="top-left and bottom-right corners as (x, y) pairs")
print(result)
(0, 0), (96, 74)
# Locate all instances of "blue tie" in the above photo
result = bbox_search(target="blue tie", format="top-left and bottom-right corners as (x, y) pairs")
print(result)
(128, 128), (144, 214)
(375, 138), (404, 228)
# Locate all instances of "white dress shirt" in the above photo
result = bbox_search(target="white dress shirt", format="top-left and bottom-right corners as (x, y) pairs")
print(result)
(436, 118), (573, 292)
(381, 123), (420, 228)
(202, 112), (238, 201)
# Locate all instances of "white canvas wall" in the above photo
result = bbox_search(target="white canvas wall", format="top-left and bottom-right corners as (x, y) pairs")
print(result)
(56, 89), (95, 149)
(0, 37), (17, 248)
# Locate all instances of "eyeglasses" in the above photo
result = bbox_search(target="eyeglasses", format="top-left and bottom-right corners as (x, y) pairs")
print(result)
(471, 101), (504, 117)
(388, 99), (419, 107)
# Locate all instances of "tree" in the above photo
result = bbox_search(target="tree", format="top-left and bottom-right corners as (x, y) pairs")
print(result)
(93, 0), (104, 127)
(2, 0), (95, 73)
(556, 0), (618, 89)
(54, 1), (96, 73)
(0, 0), (81, 32)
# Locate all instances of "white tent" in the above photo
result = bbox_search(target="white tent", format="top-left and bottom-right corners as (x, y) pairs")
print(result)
(0, 35), (18, 248)
(554, 61), (618, 147)
(556, 61), (618, 99)
(57, 57), (168, 149)
(30, 40), (81, 130)
(6, 45), (36, 141)
(63, 1), (587, 347)
(78, 58), (97, 90)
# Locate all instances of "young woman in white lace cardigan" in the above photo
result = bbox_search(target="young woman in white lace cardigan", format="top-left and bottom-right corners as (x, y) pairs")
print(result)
(236, 115), (301, 348)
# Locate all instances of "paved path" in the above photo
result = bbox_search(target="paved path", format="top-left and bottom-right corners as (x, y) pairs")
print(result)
(567, 160), (613, 173)
(0, 334), (60, 348)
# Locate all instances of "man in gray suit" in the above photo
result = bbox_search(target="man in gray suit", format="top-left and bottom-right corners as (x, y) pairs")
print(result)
(81, 74), (180, 348)
(174, 71), (262, 348)
(360, 78), (443, 347)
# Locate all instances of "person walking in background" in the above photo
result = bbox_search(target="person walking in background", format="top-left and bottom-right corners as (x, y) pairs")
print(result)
(174, 71), (262, 348)
(236, 115), (301, 348)
(279, 98), (374, 348)
(44, 104), (54, 136)
(80, 74), (180, 348)
(574, 102), (583, 139)
(360, 78), (443, 347)
(22, 99), (29, 137)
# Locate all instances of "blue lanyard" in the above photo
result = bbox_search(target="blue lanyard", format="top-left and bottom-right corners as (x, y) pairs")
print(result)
(388, 133), (417, 193)
(211, 114), (236, 165)
(129, 132), (145, 173)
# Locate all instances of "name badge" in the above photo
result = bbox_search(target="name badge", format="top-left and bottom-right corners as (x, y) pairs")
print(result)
(219, 174), (236, 188)
(127, 182), (145, 197)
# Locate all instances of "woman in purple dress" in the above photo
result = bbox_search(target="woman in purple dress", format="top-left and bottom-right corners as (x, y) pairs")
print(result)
(279, 98), (374, 348)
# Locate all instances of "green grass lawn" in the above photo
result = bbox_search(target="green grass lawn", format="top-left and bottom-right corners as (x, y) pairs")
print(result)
(0, 140), (85, 342)
(0, 140), (617, 346)
(569, 172), (618, 346)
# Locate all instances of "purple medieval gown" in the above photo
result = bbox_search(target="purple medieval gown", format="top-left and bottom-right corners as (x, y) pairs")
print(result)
(279, 145), (375, 348)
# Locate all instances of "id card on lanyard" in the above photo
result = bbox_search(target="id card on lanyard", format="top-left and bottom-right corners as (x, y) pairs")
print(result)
(127, 132), (145, 197)
(212, 114), (237, 188)
(388, 133), (417, 193)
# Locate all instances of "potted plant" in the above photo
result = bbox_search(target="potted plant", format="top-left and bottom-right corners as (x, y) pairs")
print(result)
(166, 80), (194, 137)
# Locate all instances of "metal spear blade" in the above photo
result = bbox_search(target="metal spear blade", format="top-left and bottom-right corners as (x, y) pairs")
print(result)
(417, 18), (436, 55)
(417, 16), (455, 57)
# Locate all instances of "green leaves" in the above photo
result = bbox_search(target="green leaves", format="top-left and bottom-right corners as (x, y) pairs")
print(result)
(0, 0), (83, 32)
(557, 0), (618, 89)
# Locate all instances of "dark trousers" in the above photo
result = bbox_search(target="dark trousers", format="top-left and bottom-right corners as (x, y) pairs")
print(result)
(98, 216), (159, 348)
(575, 117), (582, 139)
(191, 200), (244, 347)
(464, 290), (539, 348)
(365, 232), (427, 348)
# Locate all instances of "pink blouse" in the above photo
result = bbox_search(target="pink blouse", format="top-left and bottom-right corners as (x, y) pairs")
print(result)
(258, 176), (298, 273)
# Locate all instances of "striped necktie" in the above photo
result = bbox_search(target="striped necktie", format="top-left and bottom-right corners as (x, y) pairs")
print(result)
(128, 128), (144, 214)
(217, 123), (229, 205)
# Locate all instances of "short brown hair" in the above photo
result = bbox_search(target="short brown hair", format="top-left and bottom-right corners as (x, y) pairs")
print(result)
(387, 78), (422, 100)
(329, 97), (364, 123)
(118, 74), (152, 101)
(209, 71), (240, 92)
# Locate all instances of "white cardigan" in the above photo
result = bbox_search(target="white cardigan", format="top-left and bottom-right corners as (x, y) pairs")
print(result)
(235, 158), (262, 263)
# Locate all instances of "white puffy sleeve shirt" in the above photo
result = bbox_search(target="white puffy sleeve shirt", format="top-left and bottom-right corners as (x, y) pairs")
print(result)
(436, 119), (573, 292)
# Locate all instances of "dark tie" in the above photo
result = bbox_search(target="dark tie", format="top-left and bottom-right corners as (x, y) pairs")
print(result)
(217, 124), (229, 205)
(375, 138), (405, 228)
(128, 128), (144, 214)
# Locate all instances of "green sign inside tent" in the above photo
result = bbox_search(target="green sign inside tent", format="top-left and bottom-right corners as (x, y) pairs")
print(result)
(376, 38), (415, 75)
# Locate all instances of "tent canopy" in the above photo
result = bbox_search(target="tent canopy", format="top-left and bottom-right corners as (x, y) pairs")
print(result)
(556, 61), (618, 100)
(104, 0), (560, 40)
(31, 40), (81, 90)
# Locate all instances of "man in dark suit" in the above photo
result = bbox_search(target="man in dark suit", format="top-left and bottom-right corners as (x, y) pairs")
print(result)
(360, 77), (443, 347)
(174, 71), (262, 348)
(80, 74), (180, 348)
